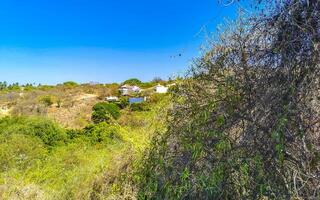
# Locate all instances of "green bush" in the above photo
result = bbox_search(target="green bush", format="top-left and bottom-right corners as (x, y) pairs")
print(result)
(130, 102), (149, 112)
(116, 97), (129, 109)
(148, 93), (166, 104)
(84, 122), (123, 143)
(0, 133), (46, 172)
(39, 95), (55, 106)
(123, 78), (142, 86)
(66, 129), (84, 140)
(92, 102), (120, 124)
(63, 81), (78, 87)
(0, 116), (67, 146)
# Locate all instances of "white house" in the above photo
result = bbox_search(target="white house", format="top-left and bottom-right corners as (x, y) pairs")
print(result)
(106, 96), (119, 102)
(131, 86), (141, 92)
(155, 84), (168, 93)
(119, 85), (141, 96)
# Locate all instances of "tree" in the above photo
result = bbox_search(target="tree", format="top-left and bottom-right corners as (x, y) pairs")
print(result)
(62, 81), (78, 87)
(151, 77), (164, 83)
(0, 81), (7, 90)
(123, 78), (142, 86)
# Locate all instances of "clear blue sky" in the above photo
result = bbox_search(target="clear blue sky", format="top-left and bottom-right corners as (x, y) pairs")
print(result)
(0, 0), (238, 85)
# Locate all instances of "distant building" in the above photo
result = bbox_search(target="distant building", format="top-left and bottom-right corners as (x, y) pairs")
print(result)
(131, 86), (141, 92)
(119, 85), (141, 96)
(106, 96), (119, 102)
(155, 84), (168, 93)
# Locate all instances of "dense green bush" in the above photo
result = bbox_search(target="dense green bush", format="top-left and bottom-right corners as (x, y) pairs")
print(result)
(123, 78), (142, 86)
(84, 122), (123, 143)
(0, 116), (67, 146)
(62, 81), (78, 87)
(66, 129), (84, 140)
(92, 102), (120, 124)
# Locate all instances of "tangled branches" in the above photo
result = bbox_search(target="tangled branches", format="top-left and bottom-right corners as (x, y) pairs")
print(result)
(136, 0), (319, 199)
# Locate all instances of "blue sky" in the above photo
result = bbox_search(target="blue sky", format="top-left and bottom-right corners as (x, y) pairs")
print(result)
(0, 0), (238, 84)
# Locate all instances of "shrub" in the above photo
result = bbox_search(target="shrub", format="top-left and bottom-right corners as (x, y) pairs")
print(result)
(148, 93), (166, 104)
(116, 97), (129, 109)
(130, 102), (149, 112)
(84, 122), (123, 143)
(0, 133), (46, 172)
(66, 129), (84, 140)
(123, 78), (142, 86)
(39, 95), (55, 106)
(63, 81), (78, 87)
(0, 116), (67, 147)
(92, 102), (120, 124)
(133, 1), (320, 199)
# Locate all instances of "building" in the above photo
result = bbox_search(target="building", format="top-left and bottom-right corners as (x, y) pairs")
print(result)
(155, 84), (168, 93)
(106, 96), (119, 102)
(119, 84), (141, 96)
(131, 85), (141, 92)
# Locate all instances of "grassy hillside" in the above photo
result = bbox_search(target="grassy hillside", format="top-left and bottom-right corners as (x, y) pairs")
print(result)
(1, 1), (319, 199)
(0, 85), (170, 199)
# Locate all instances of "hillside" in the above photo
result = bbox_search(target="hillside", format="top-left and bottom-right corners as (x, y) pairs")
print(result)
(0, 84), (115, 129)
(0, 0), (319, 199)
(0, 83), (170, 199)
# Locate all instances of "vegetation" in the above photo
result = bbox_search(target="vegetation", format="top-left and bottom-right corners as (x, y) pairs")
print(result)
(123, 78), (142, 86)
(62, 81), (79, 87)
(130, 102), (149, 112)
(0, 0), (319, 199)
(122, 78), (168, 89)
(0, 82), (21, 91)
(116, 96), (129, 109)
(122, 1), (320, 199)
(39, 95), (55, 107)
(91, 102), (120, 124)
(0, 93), (169, 199)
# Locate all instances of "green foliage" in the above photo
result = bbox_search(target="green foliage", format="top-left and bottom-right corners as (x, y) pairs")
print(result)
(39, 95), (55, 106)
(148, 93), (167, 104)
(84, 122), (123, 143)
(0, 116), (67, 146)
(92, 102), (120, 124)
(38, 84), (55, 90)
(0, 81), (8, 90)
(0, 134), (47, 172)
(116, 97), (129, 109)
(0, 95), (168, 199)
(127, 1), (320, 199)
(0, 82), (21, 91)
(121, 78), (167, 89)
(271, 116), (288, 164)
(23, 83), (36, 91)
(130, 102), (149, 112)
(62, 81), (78, 87)
(123, 78), (142, 86)
(139, 82), (157, 89)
